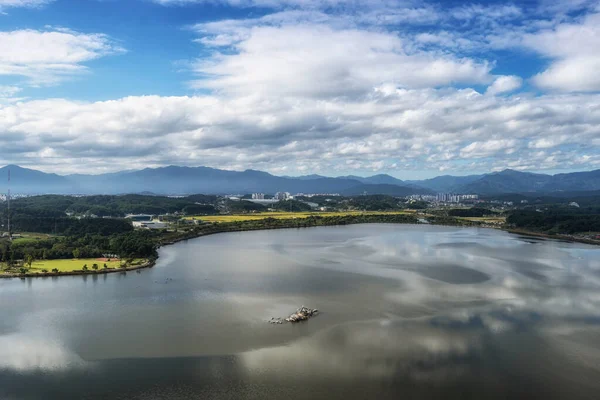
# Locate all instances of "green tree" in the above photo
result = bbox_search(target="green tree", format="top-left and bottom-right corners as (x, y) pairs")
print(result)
(72, 248), (80, 259)
(52, 268), (59, 273)
(103, 263), (108, 269)
(25, 254), (34, 268)
(92, 264), (98, 270)
(82, 264), (88, 271)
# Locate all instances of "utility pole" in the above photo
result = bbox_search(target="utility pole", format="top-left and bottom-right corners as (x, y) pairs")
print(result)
(6, 168), (10, 241)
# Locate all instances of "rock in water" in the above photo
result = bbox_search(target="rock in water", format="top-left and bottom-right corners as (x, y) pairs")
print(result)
(268, 306), (319, 324)
(285, 306), (319, 323)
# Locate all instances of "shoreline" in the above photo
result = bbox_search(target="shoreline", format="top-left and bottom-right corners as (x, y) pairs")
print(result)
(0, 259), (156, 279)
(505, 228), (600, 246)
(2, 216), (598, 279)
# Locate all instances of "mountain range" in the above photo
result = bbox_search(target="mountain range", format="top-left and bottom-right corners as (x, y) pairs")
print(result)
(0, 165), (599, 196)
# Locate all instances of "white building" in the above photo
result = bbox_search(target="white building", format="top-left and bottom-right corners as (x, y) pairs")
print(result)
(275, 191), (291, 200)
(251, 193), (265, 200)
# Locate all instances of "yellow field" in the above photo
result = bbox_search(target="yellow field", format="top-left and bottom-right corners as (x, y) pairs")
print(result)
(457, 216), (506, 223)
(185, 210), (415, 223)
(23, 258), (142, 273)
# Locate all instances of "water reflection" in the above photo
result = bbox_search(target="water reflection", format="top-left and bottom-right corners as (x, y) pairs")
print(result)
(1, 225), (599, 399)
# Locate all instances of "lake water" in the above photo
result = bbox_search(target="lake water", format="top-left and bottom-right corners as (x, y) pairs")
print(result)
(1, 224), (600, 399)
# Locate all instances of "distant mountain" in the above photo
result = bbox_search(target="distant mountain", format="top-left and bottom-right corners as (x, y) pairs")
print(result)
(458, 169), (600, 194)
(284, 174), (327, 180)
(0, 165), (73, 194)
(460, 170), (552, 194)
(550, 169), (600, 191)
(66, 166), (427, 195)
(0, 165), (599, 196)
(406, 174), (484, 192)
(341, 183), (431, 196)
(338, 174), (406, 186)
(407, 169), (600, 194)
(66, 166), (368, 195)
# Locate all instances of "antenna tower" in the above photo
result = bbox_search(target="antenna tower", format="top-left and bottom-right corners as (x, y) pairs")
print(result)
(7, 168), (11, 240)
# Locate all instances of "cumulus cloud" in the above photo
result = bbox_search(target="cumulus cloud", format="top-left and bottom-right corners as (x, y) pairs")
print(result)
(524, 12), (600, 92)
(155, 0), (396, 8)
(0, 29), (125, 86)
(0, 85), (21, 98)
(192, 23), (493, 97)
(1, 0), (599, 175)
(0, 0), (52, 11)
(460, 139), (518, 158)
(486, 76), (522, 95)
(1, 87), (599, 174)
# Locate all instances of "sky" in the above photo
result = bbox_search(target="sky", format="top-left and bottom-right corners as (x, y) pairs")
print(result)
(0, 0), (599, 179)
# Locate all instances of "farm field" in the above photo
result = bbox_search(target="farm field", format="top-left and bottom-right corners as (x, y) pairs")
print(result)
(185, 210), (416, 223)
(456, 216), (506, 223)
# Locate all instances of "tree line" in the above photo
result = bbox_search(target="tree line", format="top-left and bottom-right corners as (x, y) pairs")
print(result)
(1, 229), (159, 264)
(3, 194), (219, 219)
(507, 208), (600, 234)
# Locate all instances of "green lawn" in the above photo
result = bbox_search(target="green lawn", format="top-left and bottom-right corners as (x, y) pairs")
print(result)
(11, 232), (57, 245)
(21, 258), (145, 273)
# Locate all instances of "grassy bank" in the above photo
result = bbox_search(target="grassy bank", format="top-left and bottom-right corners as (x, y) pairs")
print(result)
(185, 210), (415, 223)
(0, 258), (146, 277)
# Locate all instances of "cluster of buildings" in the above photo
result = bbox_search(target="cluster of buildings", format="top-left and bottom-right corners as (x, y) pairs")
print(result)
(275, 192), (291, 200)
(295, 193), (341, 197)
(436, 193), (479, 203)
(251, 192), (340, 200)
(408, 193), (479, 203)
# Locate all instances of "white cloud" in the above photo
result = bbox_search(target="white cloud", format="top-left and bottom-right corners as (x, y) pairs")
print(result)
(460, 139), (518, 158)
(0, 0), (52, 11)
(450, 4), (522, 21)
(192, 23), (492, 97)
(0, 0), (598, 176)
(486, 75), (523, 95)
(1, 88), (599, 175)
(524, 12), (600, 92)
(0, 85), (21, 97)
(154, 0), (385, 8)
(0, 29), (125, 86)
(532, 56), (600, 92)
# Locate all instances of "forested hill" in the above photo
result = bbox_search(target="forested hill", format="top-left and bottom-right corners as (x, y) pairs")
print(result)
(6, 194), (219, 218)
(507, 206), (600, 235)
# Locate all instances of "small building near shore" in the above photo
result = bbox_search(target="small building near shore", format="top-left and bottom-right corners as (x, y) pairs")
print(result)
(132, 221), (167, 229)
(125, 214), (153, 222)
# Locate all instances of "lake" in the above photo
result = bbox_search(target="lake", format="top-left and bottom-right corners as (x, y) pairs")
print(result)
(1, 224), (599, 399)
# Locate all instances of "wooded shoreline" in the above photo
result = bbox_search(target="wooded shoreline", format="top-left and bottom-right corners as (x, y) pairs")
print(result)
(2, 213), (597, 279)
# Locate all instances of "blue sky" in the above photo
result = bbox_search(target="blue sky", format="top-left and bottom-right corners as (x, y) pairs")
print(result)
(0, 0), (599, 178)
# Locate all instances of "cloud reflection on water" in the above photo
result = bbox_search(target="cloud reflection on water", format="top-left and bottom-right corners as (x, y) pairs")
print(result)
(1, 225), (599, 399)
